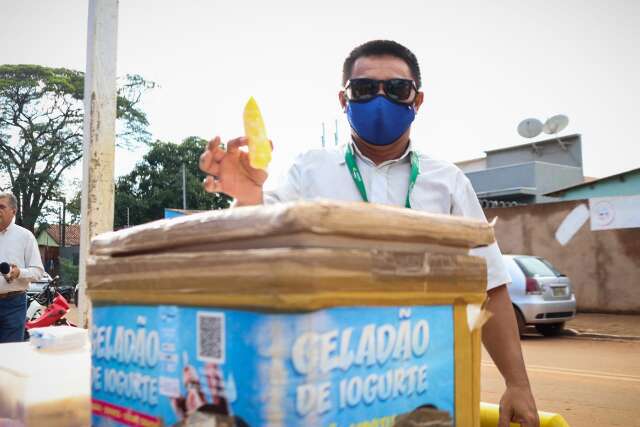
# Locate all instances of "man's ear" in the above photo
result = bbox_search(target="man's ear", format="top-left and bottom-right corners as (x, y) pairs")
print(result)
(338, 90), (347, 112)
(414, 91), (424, 112)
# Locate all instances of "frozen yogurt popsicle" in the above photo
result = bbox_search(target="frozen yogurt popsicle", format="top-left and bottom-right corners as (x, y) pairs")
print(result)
(243, 97), (271, 170)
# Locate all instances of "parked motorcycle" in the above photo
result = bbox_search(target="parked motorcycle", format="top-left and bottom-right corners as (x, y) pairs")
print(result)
(25, 275), (76, 338)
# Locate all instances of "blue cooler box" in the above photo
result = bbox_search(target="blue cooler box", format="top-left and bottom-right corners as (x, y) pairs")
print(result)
(87, 202), (492, 426)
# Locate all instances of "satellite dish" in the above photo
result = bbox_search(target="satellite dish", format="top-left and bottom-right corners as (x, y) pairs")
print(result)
(543, 115), (569, 135)
(517, 118), (543, 138)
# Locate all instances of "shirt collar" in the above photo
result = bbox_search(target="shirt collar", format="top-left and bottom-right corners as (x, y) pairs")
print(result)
(338, 140), (414, 166)
(0, 222), (14, 235)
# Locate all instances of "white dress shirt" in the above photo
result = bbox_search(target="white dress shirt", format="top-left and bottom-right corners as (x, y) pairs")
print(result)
(0, 222), (45, 293)
(265, 143), (511, 290)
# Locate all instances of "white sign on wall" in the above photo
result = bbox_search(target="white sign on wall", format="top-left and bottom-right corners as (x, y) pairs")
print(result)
(555, 204), (590, 245)
(589, 195), (640, 231)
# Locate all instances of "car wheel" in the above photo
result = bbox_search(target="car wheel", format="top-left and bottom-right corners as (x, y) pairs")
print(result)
(514, 307), (526, 336)
(535, 322), (565, 337)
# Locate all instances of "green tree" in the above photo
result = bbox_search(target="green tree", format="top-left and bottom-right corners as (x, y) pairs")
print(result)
(60, 257), (79, 287)
(114, 136), (232, 227)
(0, 64), (154, 231)
(66, 186), (82, 224)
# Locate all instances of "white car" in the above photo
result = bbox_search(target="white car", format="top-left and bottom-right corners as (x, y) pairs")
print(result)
(503, 255), (577, 336)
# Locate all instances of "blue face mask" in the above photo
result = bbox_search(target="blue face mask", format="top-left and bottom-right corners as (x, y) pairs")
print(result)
(346, 96), (416, 146)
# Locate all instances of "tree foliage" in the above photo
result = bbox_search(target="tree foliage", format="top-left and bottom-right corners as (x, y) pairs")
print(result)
(60, 257), (79, 287)
(114, 137), (232, 227)
(0, 64), (154, 231)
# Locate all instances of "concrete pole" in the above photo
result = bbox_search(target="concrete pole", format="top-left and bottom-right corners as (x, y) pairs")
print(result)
(78, 0), (119, 328)
(182, 164), (187, 210)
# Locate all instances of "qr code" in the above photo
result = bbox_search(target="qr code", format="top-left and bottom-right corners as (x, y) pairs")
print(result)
(197, 312), (225, 363)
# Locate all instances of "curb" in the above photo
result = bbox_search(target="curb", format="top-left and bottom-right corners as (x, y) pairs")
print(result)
(563, 328), (640, 341)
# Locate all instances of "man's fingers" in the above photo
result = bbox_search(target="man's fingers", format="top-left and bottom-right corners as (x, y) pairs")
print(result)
(199, 151), (214, 174)
(239, 152), (263, 176)
(239, 151), (254, 172)
(200, 136), (226, 173)
(200, 157), (220, 177)
(203, 176), (223, 193)
(227, 137), (248, 154)
(519, 413), (540, 427)
(208, 136), (226, 162)
(497, 404), (511, 427)
(206, 136), (220, 151)
(238, 153), (268, 185)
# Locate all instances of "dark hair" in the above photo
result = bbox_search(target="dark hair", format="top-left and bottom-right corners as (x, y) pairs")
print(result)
(342, 40), (422, 89)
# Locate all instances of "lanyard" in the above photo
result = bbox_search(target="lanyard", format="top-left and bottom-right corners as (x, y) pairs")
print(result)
(344, 144), (420, 209)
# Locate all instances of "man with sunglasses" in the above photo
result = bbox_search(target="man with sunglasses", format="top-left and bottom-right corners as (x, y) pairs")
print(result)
(0, 191), (44, 343)
(199, 40), (539, 427)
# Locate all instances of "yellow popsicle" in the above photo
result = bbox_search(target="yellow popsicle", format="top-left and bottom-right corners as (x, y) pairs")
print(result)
(243, 96), (272, 170)
(480, 402), (571, 427)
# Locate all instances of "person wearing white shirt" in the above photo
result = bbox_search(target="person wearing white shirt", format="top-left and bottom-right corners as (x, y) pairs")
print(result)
(0, 191), (44, 343)
(199, 40), (539, 426)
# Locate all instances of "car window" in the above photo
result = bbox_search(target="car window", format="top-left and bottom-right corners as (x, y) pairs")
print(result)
(538, 258), (565, 276)
(514, 257), (558, 277)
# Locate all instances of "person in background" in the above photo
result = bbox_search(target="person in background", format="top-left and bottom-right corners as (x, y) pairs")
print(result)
(199, 40), (539, 427)
(0, 191), (44, 343)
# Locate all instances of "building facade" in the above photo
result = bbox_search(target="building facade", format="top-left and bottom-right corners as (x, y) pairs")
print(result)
(456, 134), (585, 205)
(36, 224), (81, 275)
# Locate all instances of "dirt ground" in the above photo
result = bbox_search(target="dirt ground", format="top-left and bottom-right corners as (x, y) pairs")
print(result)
(482, 336), (640, 426)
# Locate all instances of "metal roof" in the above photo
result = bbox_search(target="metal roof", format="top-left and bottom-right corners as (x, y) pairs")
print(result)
(544, 167), (640, 196)
(483, 134), (581, 155)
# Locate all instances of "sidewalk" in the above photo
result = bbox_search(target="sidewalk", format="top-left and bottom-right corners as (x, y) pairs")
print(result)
(565, 312), (640, 339)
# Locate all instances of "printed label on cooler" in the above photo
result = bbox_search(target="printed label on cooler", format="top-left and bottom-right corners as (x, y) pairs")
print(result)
(91, 305), (455, 426)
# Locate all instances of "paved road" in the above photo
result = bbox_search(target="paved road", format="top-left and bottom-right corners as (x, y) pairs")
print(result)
(482, 335), (640, 426)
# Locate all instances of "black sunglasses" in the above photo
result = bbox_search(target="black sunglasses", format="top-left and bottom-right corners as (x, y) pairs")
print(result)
(345, 78), (418, 103)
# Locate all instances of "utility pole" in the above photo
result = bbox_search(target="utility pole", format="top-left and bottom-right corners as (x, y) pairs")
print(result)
(78, 0), (119, 327)
(321, 122), (326, 148)
(58, 205), (62, 254)
(60, 198), (66, 248)
(182, 164), (187, 210)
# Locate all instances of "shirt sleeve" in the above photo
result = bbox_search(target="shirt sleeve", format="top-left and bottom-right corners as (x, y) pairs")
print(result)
(263, 154), (304, 205)
(451, 171), (511, 291)
(19, 232), (45, 282)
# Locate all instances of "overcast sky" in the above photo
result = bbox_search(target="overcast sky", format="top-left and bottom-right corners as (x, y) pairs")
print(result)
(1, 0), (639, 191)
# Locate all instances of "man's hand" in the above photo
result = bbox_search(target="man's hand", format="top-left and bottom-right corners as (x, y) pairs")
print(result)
(499, 384), (539, 427)
(199, 136), (268, 206)
(6, 263), (20, 283)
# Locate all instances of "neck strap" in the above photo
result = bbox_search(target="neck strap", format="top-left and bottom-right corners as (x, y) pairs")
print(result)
(344, 144), (420, 209)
